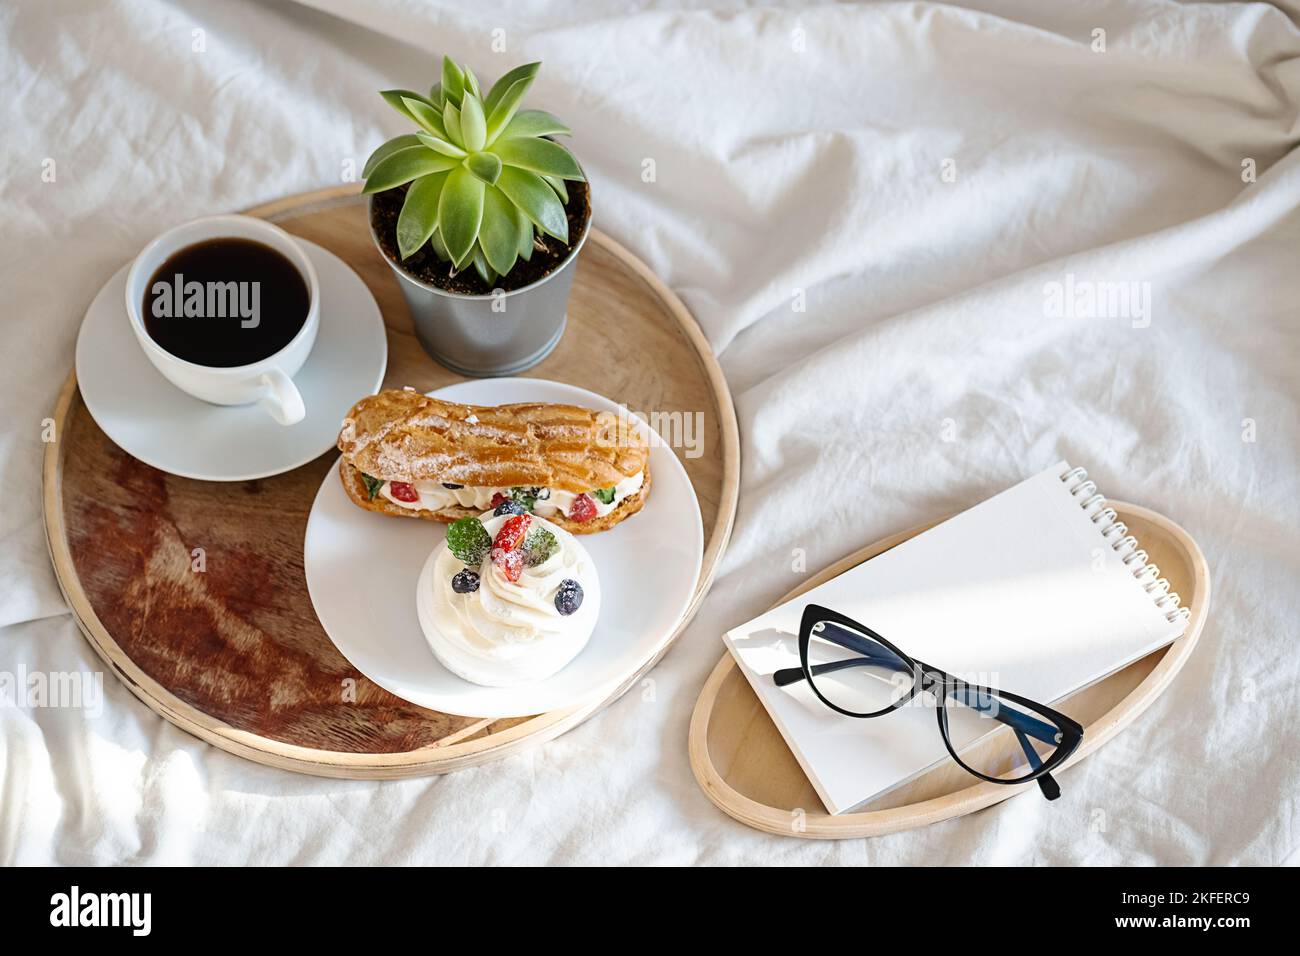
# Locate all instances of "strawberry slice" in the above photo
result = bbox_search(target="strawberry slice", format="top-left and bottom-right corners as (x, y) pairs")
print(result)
(491, 546), (524, 583)
(388, 481), (419, 503)
(490, 492), (510, 509)
(493, 514), (532, 551)
(490, 514), (532, 582)
(568, 493), (598, 523)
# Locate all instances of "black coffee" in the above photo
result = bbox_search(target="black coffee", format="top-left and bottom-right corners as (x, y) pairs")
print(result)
(143, 238), (310, 367)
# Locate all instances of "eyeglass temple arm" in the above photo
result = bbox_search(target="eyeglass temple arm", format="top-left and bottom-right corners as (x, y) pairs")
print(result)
(1016, 729), (1062, 801)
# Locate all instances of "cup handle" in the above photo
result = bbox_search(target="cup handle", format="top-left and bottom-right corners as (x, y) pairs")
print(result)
(257, 368), (306, 426)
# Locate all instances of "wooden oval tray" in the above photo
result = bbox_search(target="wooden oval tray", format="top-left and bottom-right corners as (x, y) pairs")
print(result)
(44, 184), (739, 779)
(689, 502), (1208, 839)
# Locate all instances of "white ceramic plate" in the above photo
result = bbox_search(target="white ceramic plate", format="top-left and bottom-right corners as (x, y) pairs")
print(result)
(75, 240), (387, 481)
(303, 378), (704, 718)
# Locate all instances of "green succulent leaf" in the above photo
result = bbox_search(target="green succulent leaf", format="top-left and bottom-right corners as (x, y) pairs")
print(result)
(453, 238), (477, 272)
(496, 166), (568, 243)
(498, 109), (571, 141)
(442, 101), (463, 148)
(400, 96), (448, 138)
(472, 247), (494, 284)
(428, 82), (444, 106)
(465, 151), (502, 185)
(429, 228), (452, 262)
(441, 55), (465, 105)
(543, 174), (569, 205)
(363, 134), (422, 179)
(438, 166), (485, 263)
(479, 184), (520, 277)
(483, 62), (540, 116)
(459, 92), (487, 152)
(484, 77), (531, 144)
(515, 204), (535, 261)
(415, 131), (466, 158)
(463, 66), (482, 100)
(381, 89), (435, 124)
(363, 146), (458, 194)
(396, 171), (448, 259)
(491, 137), (583, 181)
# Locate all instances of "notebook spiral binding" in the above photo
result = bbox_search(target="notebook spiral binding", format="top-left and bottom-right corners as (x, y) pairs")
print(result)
(1060, 466), (1191, 625)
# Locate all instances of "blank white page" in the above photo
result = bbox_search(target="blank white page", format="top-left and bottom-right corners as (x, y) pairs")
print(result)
(723, 462), (1186, 814)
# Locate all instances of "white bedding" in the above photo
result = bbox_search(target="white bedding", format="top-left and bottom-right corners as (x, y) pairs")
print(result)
(2, 0), (1297, 865)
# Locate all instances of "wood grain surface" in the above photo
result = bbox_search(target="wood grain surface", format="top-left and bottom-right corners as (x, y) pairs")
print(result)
(688, 502), (1209, 839)
(45, 184), (740, 777)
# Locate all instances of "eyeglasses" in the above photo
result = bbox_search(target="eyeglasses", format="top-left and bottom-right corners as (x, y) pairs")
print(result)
(773, 604), (1084, 801)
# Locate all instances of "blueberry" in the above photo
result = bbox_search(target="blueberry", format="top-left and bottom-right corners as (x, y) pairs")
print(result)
(554, 578), (583, 616)
(442, 482), (464, 490)
(451, 569), (480, 593)
(494, 499), (528, 516)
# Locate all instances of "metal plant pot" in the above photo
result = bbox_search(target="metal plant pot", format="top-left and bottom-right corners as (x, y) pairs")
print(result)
(369, 192), (591, 377)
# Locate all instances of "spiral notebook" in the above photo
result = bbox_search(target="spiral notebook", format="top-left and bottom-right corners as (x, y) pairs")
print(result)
(723, 462), (1190, 815)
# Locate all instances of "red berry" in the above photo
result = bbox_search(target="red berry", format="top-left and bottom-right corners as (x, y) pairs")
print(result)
(493, 513), (532, 551)
(490, 492), (510, 508)
(389, 481), (419, 503)
(568, 493), (597, 523)
(491, 546), (524, 583)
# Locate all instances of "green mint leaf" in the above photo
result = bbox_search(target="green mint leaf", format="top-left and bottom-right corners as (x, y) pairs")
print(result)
(593, 486), (616, 505)
(361, 473), (384, 501)
(510, 486), (541, 512)
(446, 517), (492, 566)
(522, 526), (558, 567)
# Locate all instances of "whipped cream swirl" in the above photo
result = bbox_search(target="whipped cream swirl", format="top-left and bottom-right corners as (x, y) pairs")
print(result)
(418, 513), (601, 686)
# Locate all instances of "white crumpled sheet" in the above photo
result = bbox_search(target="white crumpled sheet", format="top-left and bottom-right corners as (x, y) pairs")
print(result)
(2, 0), (1297, 865)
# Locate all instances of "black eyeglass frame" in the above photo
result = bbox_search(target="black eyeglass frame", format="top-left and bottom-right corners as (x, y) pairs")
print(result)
(773, 604), (1085, 801)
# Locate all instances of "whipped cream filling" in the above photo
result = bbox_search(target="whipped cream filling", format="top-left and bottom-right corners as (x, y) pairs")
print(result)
(379, 471), (644, 521)
(380, 481), (499, 511)
(418, 513), (601, 687)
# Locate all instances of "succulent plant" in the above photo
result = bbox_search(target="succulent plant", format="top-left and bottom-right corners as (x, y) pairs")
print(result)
(363, 56), (584, 286)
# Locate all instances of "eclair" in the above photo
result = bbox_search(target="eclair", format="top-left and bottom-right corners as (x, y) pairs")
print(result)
(336, 389), (651, 533)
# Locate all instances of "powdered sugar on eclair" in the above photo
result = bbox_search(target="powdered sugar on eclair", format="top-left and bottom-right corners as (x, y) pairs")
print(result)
(337, 388), (649, 493)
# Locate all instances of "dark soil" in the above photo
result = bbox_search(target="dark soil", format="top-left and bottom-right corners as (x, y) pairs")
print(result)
(371, 177), (590, 295)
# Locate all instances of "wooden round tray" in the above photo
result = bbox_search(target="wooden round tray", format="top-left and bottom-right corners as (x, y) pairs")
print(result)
(689, 502), (1208, 839)
(44, 185), (739, 778)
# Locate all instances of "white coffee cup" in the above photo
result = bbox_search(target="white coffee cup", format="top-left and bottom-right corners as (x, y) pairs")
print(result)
(125, 215), (320, 426)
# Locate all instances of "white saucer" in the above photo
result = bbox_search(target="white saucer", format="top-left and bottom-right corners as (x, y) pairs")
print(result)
(302, 378), (705, 718)
(75, 239), (387, 481)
